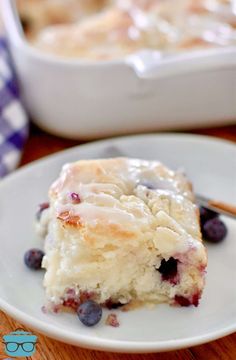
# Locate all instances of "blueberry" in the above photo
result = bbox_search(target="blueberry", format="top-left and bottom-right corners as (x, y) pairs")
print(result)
(70, 192), (81, 204)
(24, 248), (45, 270)
(199, 206), (218, 227)
(202, 217), (227, 243)
(157, 257), (178, 281)
(36, 202), (49, 221)
(77, 300), (102, 327)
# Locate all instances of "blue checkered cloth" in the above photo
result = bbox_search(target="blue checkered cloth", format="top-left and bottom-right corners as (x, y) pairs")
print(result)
(0, 38), (28, 178)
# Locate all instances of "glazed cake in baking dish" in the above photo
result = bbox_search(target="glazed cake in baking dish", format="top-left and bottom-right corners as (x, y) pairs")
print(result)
(40, 158), (207, 310)
(18, 0), (236, 60)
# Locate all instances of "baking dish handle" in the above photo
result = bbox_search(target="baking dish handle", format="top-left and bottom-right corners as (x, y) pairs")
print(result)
(126, 48), (236, 80)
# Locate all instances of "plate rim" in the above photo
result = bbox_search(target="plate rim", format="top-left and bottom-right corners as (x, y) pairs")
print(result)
(1, 132), (236, 189)
(0, 132), (236, 353)
(0, 132), (236, 188)
(1, 299), (236, 353)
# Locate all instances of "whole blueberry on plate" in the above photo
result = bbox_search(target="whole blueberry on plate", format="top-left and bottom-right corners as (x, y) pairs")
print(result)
(77, 300), (102, 327)
(202, 218), (227, 243)
(199, 206), (218, 227)
(24, 248), (45, 270)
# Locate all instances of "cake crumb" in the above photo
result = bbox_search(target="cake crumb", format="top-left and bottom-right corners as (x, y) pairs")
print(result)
(105, 313), (120, 327)
(42, 303), (61, 314)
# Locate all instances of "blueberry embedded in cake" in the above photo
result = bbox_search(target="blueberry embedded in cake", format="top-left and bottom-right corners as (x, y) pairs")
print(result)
(38, 158), (207, 312)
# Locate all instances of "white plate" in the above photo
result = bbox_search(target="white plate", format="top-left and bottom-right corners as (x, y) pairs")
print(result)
(0, 134), (236, 353)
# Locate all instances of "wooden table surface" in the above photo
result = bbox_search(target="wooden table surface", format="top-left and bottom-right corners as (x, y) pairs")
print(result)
(1, 124), (236, 360)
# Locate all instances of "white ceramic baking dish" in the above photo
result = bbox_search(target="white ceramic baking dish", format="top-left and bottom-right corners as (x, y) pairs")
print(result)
(2, 0), (236, 139)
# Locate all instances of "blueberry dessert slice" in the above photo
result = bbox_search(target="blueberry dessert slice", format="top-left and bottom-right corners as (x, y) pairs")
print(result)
(39, 158), (207, 313)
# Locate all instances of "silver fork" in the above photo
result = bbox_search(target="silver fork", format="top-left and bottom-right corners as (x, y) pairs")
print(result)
(196, 194), (236, 220)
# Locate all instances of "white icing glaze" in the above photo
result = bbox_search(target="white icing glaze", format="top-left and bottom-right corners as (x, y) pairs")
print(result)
(50, 158), (198, 239)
